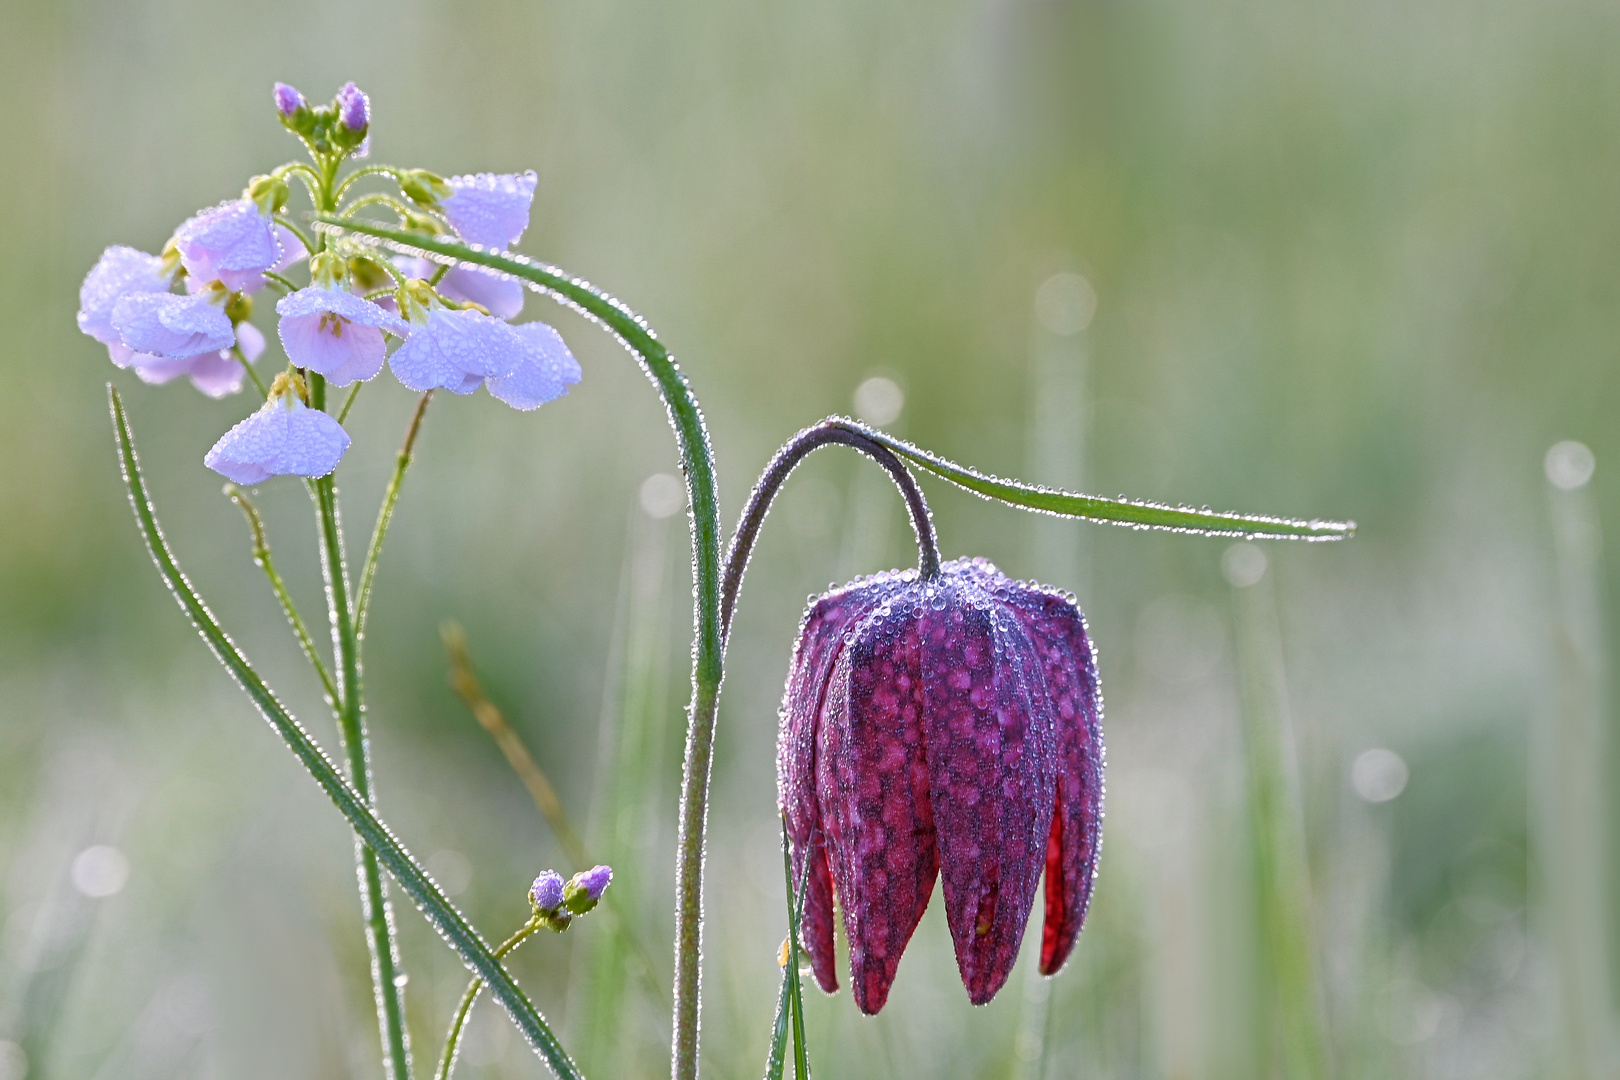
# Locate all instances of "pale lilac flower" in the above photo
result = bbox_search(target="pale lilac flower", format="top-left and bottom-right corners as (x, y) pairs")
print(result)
(110, 292), (234, 359)
(531, 871), (565, 913)
(337, 82), (369, 131)
(487, 322), (581, 410)
(205, 394), (350, 484)
(441, 171), (537, 249)
(77, 246), (169, 349)
(440, 265), (525, 320)
(272, 225), (309, 273)
(273, 82), (306, 117)
(174, 200), (283, 292)
(277, 285), (410, 386)
(388, 307), (527, 394)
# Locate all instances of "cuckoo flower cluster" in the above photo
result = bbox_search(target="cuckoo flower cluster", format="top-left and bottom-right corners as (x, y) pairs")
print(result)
(77, 81), (580, 484)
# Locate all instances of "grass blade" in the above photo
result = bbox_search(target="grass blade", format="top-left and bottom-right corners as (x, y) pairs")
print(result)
(109, 386), (584, 1080)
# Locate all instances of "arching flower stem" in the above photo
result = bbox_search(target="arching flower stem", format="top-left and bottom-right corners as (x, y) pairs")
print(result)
(722, 418), (941, 641)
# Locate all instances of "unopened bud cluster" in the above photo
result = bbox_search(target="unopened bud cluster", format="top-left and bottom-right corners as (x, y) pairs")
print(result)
(529, 865), (612, 932)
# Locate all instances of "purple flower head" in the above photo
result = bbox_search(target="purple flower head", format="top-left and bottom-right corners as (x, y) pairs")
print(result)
(487, 322), (581, 410)
(110, 292), (234, 359)
(530, 870), (566, 913)
(78, 246), (170, 348)
(441, 171), (537, 250)
(274, 82), (306, 118)
(337, 82), (369, 131)
(439, 265), (525, 320)
(204, 378), (350, 484)
(387, 306), (527, 395)
(174, 200), (283, 293)
(277, 285), (410, 387)
(779, 558), (1104, 1014)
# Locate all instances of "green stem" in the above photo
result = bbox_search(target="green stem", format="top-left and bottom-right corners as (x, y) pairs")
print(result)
(334, 163), (403, 202)
(238, 347), (269, 400)
(435, 915), (543, 1080)
(314, 471), (414, 1080)
(306, 219), (728, 1080)
(263, 270), (297, 295)
(338, 381), (364, 425)
(356, 392), (433, 636)
(344, 192), (419, 220)
(110, 387), (582, 1080)
(223, 484), (339, 710)
(273, 214), (317, 260)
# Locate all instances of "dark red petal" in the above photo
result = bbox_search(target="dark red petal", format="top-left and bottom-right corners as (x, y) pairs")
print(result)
(1005, 588), (1104, 976)
(817, 597), (937, 1014)
(778, 573), (912, 993)
(920, 581), (1057, 1006)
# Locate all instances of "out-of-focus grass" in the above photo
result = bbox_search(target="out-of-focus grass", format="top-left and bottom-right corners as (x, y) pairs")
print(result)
(1, 0), (1617, 1077)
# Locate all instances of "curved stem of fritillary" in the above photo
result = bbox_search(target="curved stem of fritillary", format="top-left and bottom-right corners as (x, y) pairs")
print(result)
(224, 484), (339, 710)
(435, 915), (544, 1080)
(356, 391), (433, 636)
(722, 418), (940, 641)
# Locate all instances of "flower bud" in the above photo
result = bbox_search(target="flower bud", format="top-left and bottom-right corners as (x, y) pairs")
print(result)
(336, 81), (369, 132)
(273, 82), (307, 119)
(530, 870), (565, 913)
(399, 169), (453, 208)
(223, 291), (253, 325)
(246, 174), (289, 217)
(563, 865), (612, 914)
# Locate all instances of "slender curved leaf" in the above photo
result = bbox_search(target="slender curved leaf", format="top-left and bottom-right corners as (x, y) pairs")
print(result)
(109, 386), (584, 1080)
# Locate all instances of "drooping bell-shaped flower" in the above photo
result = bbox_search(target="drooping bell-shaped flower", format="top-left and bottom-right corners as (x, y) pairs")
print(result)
(778, 557), (1103, 1014)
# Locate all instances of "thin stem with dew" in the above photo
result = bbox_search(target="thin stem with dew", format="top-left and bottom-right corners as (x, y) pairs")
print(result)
(356, 391), (433, 635)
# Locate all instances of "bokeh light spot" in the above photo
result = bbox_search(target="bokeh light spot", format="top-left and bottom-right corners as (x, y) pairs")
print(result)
(1352, 748), (1409, 803)
(70, 845), (128, 898)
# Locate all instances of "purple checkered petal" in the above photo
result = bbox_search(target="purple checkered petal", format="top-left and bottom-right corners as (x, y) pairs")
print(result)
(442, 171), (537, 249)
(174, 200), (283, 292)
(78, 246), (169, 346)
(111, 292), (235, 359)
(485, 322), (581, 410)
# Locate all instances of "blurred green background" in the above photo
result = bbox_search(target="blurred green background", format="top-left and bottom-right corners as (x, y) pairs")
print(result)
(2, 1), (1617, 1078)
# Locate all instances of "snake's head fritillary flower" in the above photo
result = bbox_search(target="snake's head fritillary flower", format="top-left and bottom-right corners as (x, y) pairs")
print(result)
(273, 82), (306, 119)
(173, 199), (283, 293)
(441, 171), (537, 250)
(203, 373), (350, 484)
(778, 557), (1103, 1014)
(277, 283), (410, 387)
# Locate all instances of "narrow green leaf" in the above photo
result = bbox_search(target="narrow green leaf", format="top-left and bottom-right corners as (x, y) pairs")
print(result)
(762, 965), (793, 1080)
(108, 386), (584, 1080)
(780, 816), (812, 1080)
(847, 419), (1354, 541)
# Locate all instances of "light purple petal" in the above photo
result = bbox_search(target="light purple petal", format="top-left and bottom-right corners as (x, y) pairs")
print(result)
(205, 399), (349, 484)
(271, 225), (309, 274)
(276, 285), (409, 333)
(388, 308), (527, 394)
(274, 82), (306, 117)
(130, 354), (196, 385)
(174, 200), (283, 292)
(111, 292), (234, 358)
(337, 82), (369, 130)
(78, 246), (168, 345)
(186, 353), (246, 398)
(441, 171), (537, 249)
(440, 265), (525, 320)
(574, 865), (612, 902)
(486, 322), (581, 410)
(392, 256), (436, 280)
(235, 321), (266, 363)
(280, 314), (387, 385)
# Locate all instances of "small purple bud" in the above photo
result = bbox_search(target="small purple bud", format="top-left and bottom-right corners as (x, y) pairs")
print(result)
(337, 82), (369, 131)
(273, 82), (306, 118)
(575, 865), (612, 902)
(530, 870), (565, 913)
